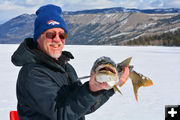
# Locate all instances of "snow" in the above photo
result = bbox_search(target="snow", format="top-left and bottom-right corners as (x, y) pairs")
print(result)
(110, 32), (130, 39)
(0, 44), (180, 120)
(164, 27), (180, 33)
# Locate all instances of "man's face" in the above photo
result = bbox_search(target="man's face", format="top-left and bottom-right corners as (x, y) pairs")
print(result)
(37, 28), (66, 59)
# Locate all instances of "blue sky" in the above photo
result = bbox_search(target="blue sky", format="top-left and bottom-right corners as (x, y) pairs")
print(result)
(0, 0), (180, 24)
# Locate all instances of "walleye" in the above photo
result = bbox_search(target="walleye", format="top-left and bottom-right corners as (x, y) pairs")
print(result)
(79, 56), (153, 101)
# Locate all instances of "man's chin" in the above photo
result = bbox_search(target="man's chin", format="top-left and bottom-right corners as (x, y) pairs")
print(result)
(49, 53), (61, 59)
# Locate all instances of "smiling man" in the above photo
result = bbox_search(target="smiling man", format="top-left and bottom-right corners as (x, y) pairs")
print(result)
(37, 28), (67, 60)
(11, 4), (129, 120)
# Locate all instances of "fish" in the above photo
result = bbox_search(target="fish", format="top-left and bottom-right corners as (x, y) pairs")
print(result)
(79, 56), (153, 101)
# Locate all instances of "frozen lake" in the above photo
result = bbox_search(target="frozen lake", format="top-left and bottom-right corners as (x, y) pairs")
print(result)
(0, 44), (180, 120)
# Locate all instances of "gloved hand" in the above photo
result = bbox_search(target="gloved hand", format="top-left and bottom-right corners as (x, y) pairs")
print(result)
(117, 67), (129, 86)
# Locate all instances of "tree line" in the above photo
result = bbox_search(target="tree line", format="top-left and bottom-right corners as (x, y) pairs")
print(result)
(124, 29), (180, 46)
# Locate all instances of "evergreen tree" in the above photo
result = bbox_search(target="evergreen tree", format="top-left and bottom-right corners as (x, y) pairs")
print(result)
(125, 29), (180, 46)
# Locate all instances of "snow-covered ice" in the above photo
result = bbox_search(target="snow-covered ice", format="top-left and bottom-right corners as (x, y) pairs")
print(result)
(0, 44), (180, 120)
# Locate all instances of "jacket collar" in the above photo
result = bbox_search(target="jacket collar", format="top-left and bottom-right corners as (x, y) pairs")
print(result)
(11, 38), (73, 72)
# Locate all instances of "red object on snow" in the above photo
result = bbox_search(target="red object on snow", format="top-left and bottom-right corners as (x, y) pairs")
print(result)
(10, 111), (19, 120)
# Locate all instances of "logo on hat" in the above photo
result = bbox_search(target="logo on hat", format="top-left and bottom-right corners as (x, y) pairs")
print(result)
(47, 20), (60, 25)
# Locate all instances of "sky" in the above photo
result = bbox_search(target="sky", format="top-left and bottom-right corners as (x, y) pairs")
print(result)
(0, 0), (180, 24)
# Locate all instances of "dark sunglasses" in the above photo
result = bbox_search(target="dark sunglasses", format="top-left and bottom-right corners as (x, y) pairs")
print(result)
(46, 32), (68, 39)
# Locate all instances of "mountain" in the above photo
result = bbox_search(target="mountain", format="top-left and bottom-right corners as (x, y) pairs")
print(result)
(0, 14), (36, 43)
(64, 12), (180, 45)
(0, 7), (180, 45)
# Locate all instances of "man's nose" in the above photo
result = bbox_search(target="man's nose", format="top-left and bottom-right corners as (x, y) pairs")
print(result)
(53, 34), (62, 44)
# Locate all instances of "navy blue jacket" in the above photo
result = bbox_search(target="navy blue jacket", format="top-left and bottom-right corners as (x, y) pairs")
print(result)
(11, 38), (114, 120)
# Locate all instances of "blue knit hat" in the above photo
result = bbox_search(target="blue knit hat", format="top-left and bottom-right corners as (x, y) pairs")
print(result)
(33, 4), (68, 43)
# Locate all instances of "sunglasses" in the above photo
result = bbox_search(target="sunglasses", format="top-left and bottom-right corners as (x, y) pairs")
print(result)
(45, 32), (68, 40)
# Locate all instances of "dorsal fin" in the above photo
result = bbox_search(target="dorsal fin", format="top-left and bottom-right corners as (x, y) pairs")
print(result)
(117, 57), (132, 70)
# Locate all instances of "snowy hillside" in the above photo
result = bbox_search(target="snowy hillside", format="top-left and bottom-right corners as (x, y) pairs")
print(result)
(1, 12), (180, 45)
(0, 45), (180, 120)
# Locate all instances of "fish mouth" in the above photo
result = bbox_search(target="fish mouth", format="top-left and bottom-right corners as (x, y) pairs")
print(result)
(95, 64), (118, 89)
(96, 64), (117, 75)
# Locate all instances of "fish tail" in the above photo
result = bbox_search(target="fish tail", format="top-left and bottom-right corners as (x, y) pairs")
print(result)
(129, 71), (153, 101)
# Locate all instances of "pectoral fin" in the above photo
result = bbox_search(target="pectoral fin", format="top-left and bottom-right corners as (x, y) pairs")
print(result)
(119, 77), (129, 87)
(113, 85), (122, 95)
(129, 71), (153, 101)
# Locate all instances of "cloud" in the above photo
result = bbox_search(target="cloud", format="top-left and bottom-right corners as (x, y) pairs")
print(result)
(62, 0), (117, 11)
(0, 0), (64, 23)
(164, 0), (180, 8)
(0, 1), (37, 23)
(0, 1), (37, 16)
(120, 1), (139, 8)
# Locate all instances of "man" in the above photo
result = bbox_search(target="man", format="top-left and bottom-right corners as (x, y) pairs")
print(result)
(11, 4), (129, 120)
